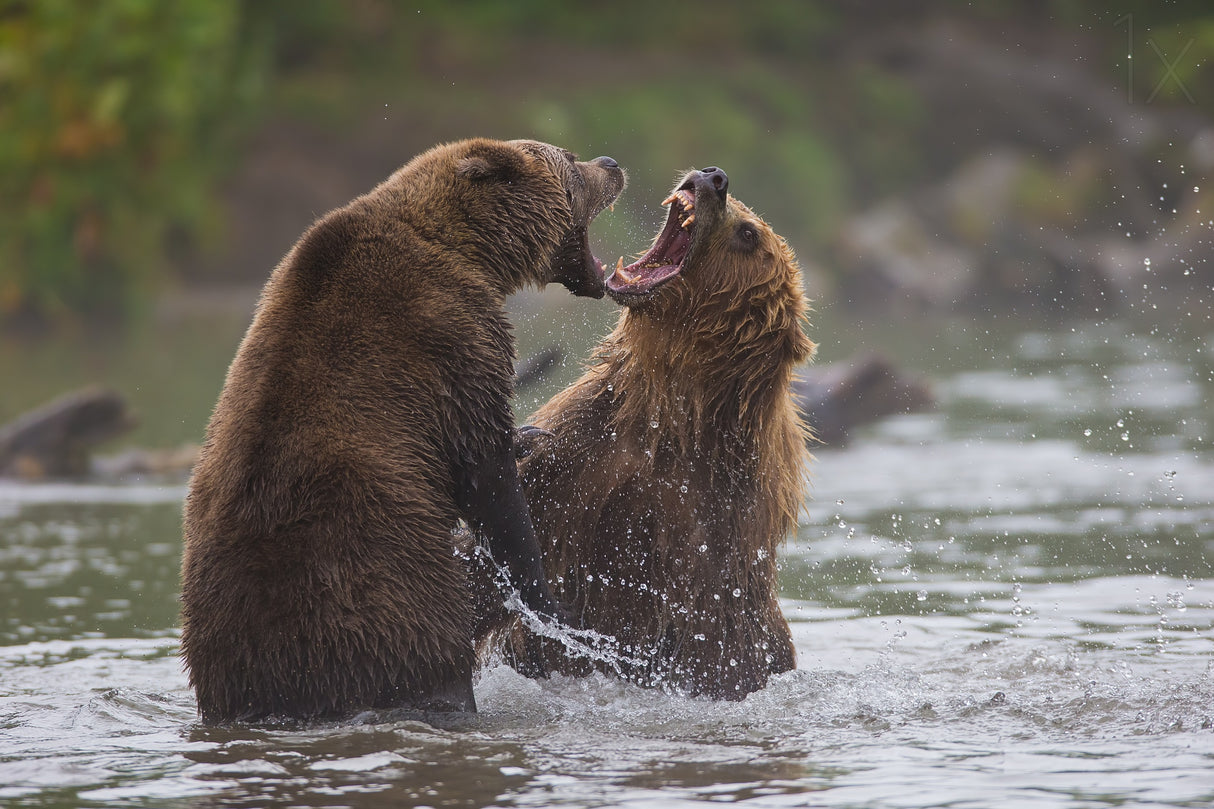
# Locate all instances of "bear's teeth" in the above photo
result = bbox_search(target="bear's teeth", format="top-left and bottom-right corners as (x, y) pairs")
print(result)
(615, 257), (638, 284)
(682, 214), (695, 229)
(663, 190), (695, 216)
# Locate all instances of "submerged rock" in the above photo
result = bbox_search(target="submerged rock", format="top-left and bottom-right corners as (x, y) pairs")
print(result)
(0, 350), (929, 480)
(0, 347), (572, 482)
(795, 354), (933, 447)
(0, 387), (136, 479)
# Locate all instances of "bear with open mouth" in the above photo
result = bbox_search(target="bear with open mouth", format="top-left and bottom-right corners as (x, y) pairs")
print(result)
(180, 139), (625, 723)
(489, 167), (815, 699)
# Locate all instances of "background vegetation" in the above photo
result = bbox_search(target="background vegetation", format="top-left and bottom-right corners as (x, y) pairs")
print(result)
(0, 0), (264, 325)
(1, 0), (1212, 329)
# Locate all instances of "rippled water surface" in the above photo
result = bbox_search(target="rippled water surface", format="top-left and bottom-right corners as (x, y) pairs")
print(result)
(1, 309), (1211, 808)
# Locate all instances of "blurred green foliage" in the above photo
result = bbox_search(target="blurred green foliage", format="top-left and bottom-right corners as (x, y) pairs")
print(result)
(2, 0), (1212, 328)
(0, 0), (267, 327)
(0, 0), (874, 328)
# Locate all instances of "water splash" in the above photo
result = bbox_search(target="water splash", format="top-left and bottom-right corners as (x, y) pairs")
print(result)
(501, 590), (647, 676)
(479, 551), (646, 676)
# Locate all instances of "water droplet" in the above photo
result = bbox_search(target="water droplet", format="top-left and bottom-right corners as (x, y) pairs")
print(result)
(732, 588), (741, 598)
(916, 590), (928, 602)
(698, 543), (708, 553)
(1083, 428), (1092, 437)
(650, 420), (659, 429)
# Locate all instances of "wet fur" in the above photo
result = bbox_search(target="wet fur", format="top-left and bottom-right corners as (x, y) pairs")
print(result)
(180, 139), (623, 723)
(492, 187), (814, 699)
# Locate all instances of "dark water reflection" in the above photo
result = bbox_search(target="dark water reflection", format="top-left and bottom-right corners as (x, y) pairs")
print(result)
(0, 301), (1211, 808)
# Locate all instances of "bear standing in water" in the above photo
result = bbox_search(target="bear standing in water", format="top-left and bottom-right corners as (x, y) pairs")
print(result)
(180, 139), (625, 723)
(494, 167), (814, 699)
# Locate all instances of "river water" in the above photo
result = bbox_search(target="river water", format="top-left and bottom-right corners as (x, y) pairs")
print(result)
(0, 296), (1211, 808)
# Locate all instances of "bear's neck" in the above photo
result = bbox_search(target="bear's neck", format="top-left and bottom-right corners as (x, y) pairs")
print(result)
(358, 178), (558, 299)
(602, 305), (799, 453)
(570, 298), (810, 584)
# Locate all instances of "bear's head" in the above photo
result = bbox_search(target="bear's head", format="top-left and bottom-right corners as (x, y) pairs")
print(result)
(607, 166), (815, 357)
(448, 138), (625, 299)
(605, 167), (813, 365)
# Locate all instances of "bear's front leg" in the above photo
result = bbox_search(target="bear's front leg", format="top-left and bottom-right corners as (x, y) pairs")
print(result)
(456, 433), (566, 624)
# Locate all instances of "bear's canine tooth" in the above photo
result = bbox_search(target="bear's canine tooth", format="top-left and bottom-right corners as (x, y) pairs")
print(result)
(682, 214), (695, 229)
(661, 194), (677, 207)
(615, 256), (639, 284)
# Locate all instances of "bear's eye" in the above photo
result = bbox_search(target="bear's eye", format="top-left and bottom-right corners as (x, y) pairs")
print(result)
(734, 223), (759, 251)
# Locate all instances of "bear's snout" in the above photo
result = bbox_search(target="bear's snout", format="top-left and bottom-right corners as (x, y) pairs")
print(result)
(692, 166), (729, 201)
(583, 156), (627, 216)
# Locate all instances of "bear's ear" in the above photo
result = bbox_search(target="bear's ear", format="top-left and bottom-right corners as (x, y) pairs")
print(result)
(456, 156), (494, 180)
(456, 142), (527, 182)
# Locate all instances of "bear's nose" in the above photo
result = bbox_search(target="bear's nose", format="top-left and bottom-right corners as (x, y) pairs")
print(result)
(592, 156), (619, 169)
(696, 166), (729, 201)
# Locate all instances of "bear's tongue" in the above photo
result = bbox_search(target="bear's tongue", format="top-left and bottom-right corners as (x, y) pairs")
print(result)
(607, 190), (694, 296)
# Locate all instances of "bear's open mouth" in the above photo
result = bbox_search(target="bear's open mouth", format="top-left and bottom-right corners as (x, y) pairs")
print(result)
(606, 184), (696, 301)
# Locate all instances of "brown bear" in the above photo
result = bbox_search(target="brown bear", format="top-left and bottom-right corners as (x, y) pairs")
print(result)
(179, 138), (625, 724)
(486, 166), (814, 699)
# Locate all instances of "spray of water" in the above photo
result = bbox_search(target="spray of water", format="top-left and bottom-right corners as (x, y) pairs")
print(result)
(476, 546), (647, 676)
(501, 591), (647, 676)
